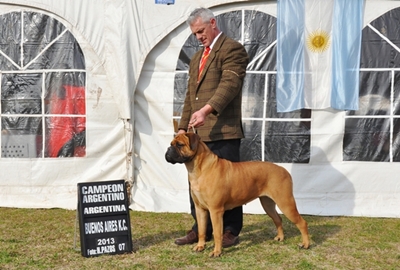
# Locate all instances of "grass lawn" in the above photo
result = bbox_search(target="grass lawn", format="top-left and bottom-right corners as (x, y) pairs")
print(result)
(0, 208), (399, 269)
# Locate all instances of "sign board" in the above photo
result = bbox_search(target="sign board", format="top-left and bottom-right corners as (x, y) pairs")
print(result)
(77, 179), (132, 257)
(155, 0), (175, 5)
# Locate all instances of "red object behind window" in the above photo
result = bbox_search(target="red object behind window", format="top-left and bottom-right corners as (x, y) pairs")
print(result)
(47, 85), (86, 157)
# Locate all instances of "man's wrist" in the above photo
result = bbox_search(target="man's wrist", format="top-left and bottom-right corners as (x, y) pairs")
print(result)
(200, 104), (214, 116)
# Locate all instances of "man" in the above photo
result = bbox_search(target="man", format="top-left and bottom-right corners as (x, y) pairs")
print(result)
(175, 7), (249, 248)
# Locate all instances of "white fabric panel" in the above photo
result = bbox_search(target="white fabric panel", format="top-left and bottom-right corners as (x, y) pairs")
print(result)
(246, 162), (400, 218)
(131, 35), (190, 212)
(0, 0), (129, 209)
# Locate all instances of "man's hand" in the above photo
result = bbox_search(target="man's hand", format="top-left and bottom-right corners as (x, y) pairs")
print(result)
(188, 104), (214, 129)
(177, 129), (186, 135)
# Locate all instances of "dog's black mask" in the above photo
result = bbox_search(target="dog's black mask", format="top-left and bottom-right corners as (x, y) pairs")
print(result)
(165, 145), (191, 164)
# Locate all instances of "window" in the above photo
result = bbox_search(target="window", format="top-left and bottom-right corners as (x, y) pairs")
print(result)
(174, 10), (311, 163)
(0, 11), (86, 158)
(344, 7), (400, 162)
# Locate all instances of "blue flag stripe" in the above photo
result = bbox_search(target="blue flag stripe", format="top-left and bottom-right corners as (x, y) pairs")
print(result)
(276, 0), (305, 112)
(331, 0), (364, 110)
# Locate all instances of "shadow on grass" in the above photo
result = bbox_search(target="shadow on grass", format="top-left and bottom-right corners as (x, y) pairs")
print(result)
(131, 215), (341, 253)
(308, 223), (341, 246)
(131, 229), (194, 252)
(231, 218), (342, 249)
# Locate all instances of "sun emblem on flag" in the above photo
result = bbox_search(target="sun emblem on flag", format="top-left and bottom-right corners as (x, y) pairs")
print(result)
(306, 30), (330, 53)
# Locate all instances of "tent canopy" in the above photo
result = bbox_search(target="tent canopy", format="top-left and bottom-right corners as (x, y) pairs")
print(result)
(0, 0), (399, 218)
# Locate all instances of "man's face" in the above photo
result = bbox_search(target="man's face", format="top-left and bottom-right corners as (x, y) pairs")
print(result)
(190, 17), (217, 47)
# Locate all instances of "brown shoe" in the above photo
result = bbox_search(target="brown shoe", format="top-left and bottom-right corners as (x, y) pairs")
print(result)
(222, 230), (239, 248)
(174, 230), (198, 245)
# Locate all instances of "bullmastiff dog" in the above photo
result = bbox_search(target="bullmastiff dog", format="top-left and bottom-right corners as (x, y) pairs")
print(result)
(165, 132), (310, 257)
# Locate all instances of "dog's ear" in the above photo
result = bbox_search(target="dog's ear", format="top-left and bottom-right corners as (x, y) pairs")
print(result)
(186, 132), (199, 151)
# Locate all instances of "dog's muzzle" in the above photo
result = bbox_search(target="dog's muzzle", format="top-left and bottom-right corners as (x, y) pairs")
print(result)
(165, 146), (190, 164)
(165, 146), (177, 164)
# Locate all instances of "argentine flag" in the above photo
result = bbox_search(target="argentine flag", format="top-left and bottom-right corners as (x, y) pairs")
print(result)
(276, 0), (364, 112)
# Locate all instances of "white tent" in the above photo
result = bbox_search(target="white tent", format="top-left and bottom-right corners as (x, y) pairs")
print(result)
(0, 0), (399, 218)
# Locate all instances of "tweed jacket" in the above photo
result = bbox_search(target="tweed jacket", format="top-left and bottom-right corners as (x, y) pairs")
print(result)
(178, 33), (249, 142)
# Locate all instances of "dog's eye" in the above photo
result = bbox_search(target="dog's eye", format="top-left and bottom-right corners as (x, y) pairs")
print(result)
(176, 143), (183, 148)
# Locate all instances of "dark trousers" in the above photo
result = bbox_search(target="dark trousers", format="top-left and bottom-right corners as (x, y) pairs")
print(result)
(190, 139), (243, 237)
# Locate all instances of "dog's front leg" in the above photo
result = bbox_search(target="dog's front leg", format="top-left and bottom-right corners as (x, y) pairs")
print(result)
(193, 206), (208, 253)
(209, 208), (224, 257)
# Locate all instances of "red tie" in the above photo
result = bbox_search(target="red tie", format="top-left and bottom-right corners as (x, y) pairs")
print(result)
(198, 47), (210, 80)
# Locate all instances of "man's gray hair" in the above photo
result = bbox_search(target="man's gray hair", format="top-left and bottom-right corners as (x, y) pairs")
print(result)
(186, 7), (215, 26)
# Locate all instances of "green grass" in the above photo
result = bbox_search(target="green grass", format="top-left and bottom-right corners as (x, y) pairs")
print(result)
(0, 208), (399, 269)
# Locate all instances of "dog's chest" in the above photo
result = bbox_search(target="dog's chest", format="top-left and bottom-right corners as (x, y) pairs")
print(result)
(191, 189), (210, 208)
(189, 177), (212, 207)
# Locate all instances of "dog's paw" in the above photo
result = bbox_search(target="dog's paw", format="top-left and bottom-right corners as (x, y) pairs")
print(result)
(193, 244), (205, 252)
(209, 250), (222, 258)
(299, 242), (310, 249)
(273, 234), (284, 242)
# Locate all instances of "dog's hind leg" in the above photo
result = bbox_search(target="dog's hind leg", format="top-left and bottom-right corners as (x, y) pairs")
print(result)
(274, 196), (310, 249)
(259, 196), (284, 242)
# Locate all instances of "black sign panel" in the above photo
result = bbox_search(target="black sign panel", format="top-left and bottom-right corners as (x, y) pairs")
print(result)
(77, 180), (132, 257)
